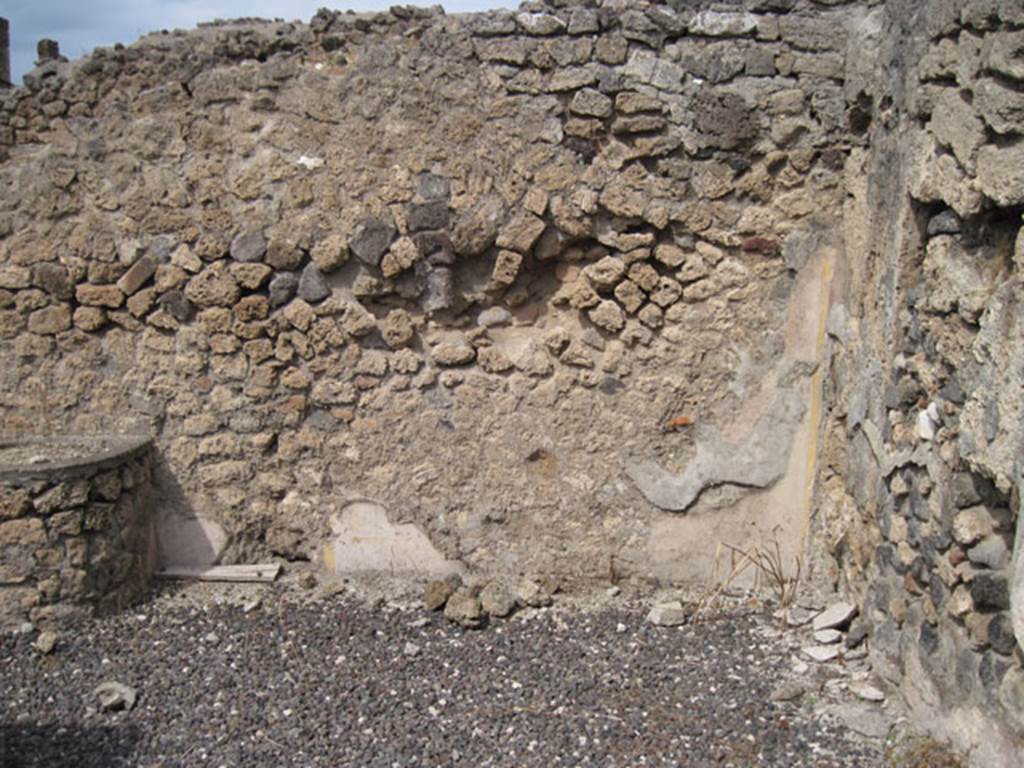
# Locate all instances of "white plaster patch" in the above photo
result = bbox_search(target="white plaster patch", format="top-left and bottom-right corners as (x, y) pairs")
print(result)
(324, 501), (458, 576)
(156, 514), (227, 568)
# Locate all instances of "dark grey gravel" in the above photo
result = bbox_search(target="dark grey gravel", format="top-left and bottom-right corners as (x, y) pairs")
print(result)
(1, 589), (883, 767)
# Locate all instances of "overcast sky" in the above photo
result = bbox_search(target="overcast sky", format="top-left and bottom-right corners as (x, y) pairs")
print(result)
(3, 1), (516, 84)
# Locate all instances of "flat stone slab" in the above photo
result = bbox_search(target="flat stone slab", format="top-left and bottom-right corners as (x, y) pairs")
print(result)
(826, 702), (893, 739)
(850, 681), (886, 702)
(814, 628), (843, 645)
(813, 602), (858, 632)
(647, 601), (689, 627)
(802, 644), (841, 663)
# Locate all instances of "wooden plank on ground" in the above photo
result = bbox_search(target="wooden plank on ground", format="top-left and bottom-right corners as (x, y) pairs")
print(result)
(155, 564), (281, 583)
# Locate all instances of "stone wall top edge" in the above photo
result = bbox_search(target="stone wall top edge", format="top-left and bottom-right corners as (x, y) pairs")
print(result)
(0, 0), (869, 101)
(0, 435), (152, 484)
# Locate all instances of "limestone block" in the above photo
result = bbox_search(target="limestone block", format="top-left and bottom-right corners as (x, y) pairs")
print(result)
(688, 11), (757, 37)
(475, 38), (529, 66)
(560, 339), (594, 368)
(184, 263), (240, 308)
(977, 142), (1024, 206)
(490, 250), (523, 287)
(516, 12), (565, 36)
(381, 308), (414, 349)
(614, 279), (644, 314)
(975, 78), (1024, 134)
(75, 283), (124, 309)
(477, 346), (513, 373)
(638, 303), (663, 328)
(984, 30), (1024, 81)
(452, 197), (503, 257)
(588, 300), (625, 333)
(27, 305), (71, 335)
(496, 211), (545, 253)
(432, 339), (476, 366)
(310, 234), (348, 273)
(0, 488), (31, 520)
(584, 256), (626, 291)
(647, 601), (689, 626)
(908, 133), (984, 217)
(0, 516), (47, 548)
(615, 91), (663, 115)
(570, 88), (612, 118)
(567, 8), (598, 35)
(922, 235), (990, 322)
(954, 506), (996, 547)
(35, 481), (90, 514)
(266, 239), (305, 270)
(928, 89), (986, 171)
(479, 581), (517, 617)
(31, 263), (72, 299)
(594, 35), (628, 65)
(0, 266), (31, 289)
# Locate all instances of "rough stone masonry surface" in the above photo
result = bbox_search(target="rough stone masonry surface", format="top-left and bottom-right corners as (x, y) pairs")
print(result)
(0, 436), (155, 631)
(1, 0), (1024, 764)
(0, 582), (888, 768)
(0, 0), (858, 595)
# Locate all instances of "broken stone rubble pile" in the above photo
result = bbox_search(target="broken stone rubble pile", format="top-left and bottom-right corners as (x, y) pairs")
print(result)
(422, 573), (554, 628)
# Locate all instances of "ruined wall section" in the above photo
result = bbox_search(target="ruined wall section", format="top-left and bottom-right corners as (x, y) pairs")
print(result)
(815, 0), (1024, 762)
(0, 3), (863, 585)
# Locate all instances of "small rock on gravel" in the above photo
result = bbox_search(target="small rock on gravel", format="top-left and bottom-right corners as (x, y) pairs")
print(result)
(479, 581), (517, 617)
(444, 588), (484, 628)
(403, 641), (421, 657)
(423, 578), (457, 611)
(771, 680), (807, 702)
(32, 631), (57, 654)
(813, 602), (857, 632)
(517, 579), (553, 608)
(94, 681), (137, 712)
(647, 601), (689, 627)
(242, 597), (262, 613)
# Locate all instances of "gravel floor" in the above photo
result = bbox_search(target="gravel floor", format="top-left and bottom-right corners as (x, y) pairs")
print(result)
(1, 584), (886, 768)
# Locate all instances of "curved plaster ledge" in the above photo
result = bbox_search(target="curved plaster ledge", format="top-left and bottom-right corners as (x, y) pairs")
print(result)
(626, 389), (807, 512)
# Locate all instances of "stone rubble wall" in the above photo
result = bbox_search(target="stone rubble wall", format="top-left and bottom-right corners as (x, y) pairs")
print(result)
(0, 1), (863, 585)
(2, 0), (1024, 757)
(810, 0), (1024, 762)
(0, 438), (155, 630)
